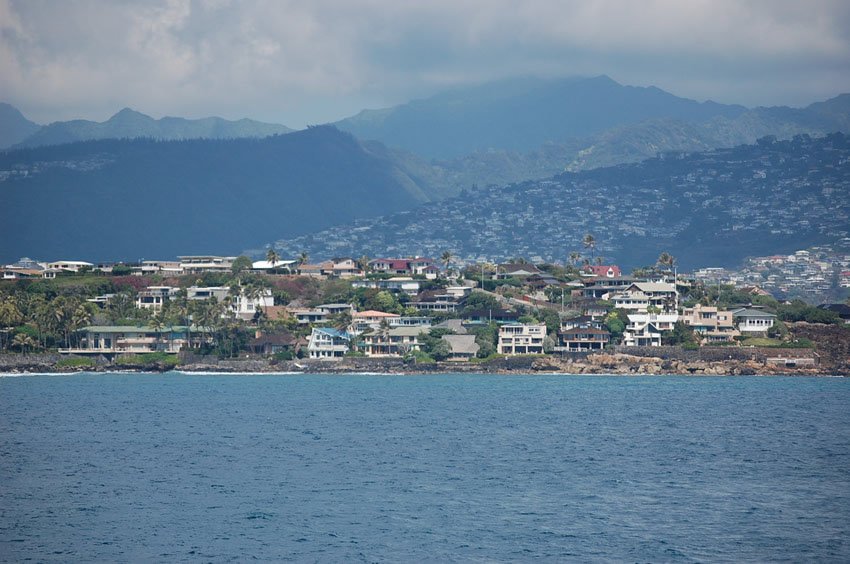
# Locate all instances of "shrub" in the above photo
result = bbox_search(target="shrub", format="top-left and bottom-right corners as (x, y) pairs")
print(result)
(56, 357), (96, 369)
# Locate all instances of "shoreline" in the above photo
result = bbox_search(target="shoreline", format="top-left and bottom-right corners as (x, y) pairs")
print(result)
(0, 351), (844, 377)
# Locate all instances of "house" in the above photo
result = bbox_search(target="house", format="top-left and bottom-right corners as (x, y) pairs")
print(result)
(497, 324), (546, 355)
(623, 313), (679, 347)
(136, 286), (178, 310)
(361, 327), (424, 357)
(136, 260), (183, 276)
(556, 327), (610, 352)
(681, 304), (740, 344)
(525, 273), (560, 289)
(410, 290), (461, 312)
(732, 308), (777, 335)
(2, 268), (43, 280)
(818, 303), (850, 324)
(86, 294), (115, 308)
(232, 289), (274, 319)
(388, 316), (432, 328)
(178, 256), (237, 274)
(442, 334), (480, 361)
(252, 259), (297, 273)
(317, 303), (354, 316)
(352, 277), (421, 295)
(494, 263), (542, 279)
(581, 265), (622, 278)
(46, 260), (93, 273)
(608, 282), (678, 313)
(577, 276), (636, 299)
(249, 332), (304, 356)
(288, 308), (330, 325)
(431, 319), (468, 334)
(187, 286), (230, 302)
(462, 308), (519, 325)
(60, 325), (206, 355)
(369, 257), (436, 276)
(351, 310), (400, 332)
(307, 327), (350, 359)
(330, 258), (364, 278)
(560, 316), (604, 331)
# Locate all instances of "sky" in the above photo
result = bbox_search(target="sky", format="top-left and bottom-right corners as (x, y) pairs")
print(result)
(2, 0), (850, 128)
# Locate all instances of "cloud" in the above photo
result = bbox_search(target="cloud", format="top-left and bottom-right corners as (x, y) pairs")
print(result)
(1, 0), (849, 126)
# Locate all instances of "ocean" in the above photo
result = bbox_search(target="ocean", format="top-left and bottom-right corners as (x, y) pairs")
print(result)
(1, 372), (848, 562)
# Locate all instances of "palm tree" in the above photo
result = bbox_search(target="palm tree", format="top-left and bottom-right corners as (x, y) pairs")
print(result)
(298, 251), (309, 267)
(149, 311), (166, 352)
(12, 333), (36, 354)
(582, 233), (596, 260)
(441, 250), (454, 275)
(266, 248), (280, 271)
(568, 251), (581, 267)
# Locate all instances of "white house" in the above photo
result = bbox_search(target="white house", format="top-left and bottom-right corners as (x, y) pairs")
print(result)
(178, 256), (237, 274)
(46, 260), (94, 273)
(623, 313), (679, 347)
(361, 327), (424, 357)
(307, 327), (350, 359)
(498, 324), (546, 355)
(732, 308), (777, 335)
(608, 282), (678, 313)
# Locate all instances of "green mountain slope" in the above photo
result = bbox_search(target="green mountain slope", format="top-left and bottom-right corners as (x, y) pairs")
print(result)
(0, 126), (434, 262)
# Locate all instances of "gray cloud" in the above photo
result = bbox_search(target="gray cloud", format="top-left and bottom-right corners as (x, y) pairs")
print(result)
(2, 0), (849, 127)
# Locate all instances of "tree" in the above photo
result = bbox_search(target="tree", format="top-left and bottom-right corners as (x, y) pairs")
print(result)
(568, 251), (581, 267)
(440, 250), (455, 274)
(298, 251), (309, 267)
(582, 233), (596, 260)
(266, 248), (280, 271)
(12, 332), (36, 354)
(231, 255), (253, 275)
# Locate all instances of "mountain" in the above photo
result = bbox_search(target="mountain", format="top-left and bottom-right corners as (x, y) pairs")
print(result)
(0, 103), (41, 149)
(12, 108), (294, 148)
(335, 75), (748, 159)
(263, 133), (850, 271)
(0, 126), (439, 263)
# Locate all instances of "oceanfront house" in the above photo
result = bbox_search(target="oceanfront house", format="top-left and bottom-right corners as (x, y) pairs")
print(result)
(59, 325), (207, 355)
(178, 256), (237, 274)
(442, 334), (480, 361)
(623, 313), (679, 347)
(731, 308), (777, 335)
(307, 327), (351, 359)
(681, 304), (740, 343)
(560, 316), (604, 332)
(361, 327), (424, 357)
(248, 331), (304, 356)
(608, 282), (678, 313)
(136, 286), (178, 310)
(497, 324), (546, 355)
(556, 327), (610, 352)
(46, 260), (94, 273)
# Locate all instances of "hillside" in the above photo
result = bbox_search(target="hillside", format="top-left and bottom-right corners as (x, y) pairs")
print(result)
(12, 107), (294, 148)
(0, 126), (438, 262)
(335, 75), (748, 159)
(0, 103), (41, 149)
(263, 133), (850, 270)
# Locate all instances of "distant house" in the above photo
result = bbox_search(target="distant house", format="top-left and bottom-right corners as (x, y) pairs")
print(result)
(494, 263), (542, 279)
(560, 316), (604, 332)
(608, 282), (678, 313)
(442, 334), (480, 361)
(252, 259), (297, 273)
(462, 308), (519, 325)
(623, 313), (678, 347)
(556, 327), (610, 352)
(46, 260), (93, 273)
(288, 308), (331, 325)
(351, 310), (400, 333)
(317, 303), (354, 316)
(581, 265), (622, 278)
(681, 304), (740, 344)
(369, 257), (436, 276)
(307, 327), (350, 359)
(731, 308), (777, 335)
(136, 286), (178, 310)
(361, 327), (424, 357)
(249, 332), (304, 356)
(178, 256), (236, 274)
(819, 303), (850, 324)
(578, 276), (636, 299)
(60, 325), (207, 355)
(497, 324), (546, 355)
(410, 290), (461, 312)
(352, 277), (421, 295)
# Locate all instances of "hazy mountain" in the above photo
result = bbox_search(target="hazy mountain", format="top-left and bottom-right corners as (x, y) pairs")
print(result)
(0, 126), (439, 263)
(13, 108), (294, 148)
(0, 103), (41, 149)
(264, 133), (850, 271)
(335, 75), (747, 159)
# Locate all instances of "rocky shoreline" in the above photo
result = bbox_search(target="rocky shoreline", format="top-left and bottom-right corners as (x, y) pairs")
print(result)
(0, 351), (843, 376)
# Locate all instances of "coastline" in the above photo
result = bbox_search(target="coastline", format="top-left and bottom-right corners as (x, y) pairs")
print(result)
(1, 352), (843, 377)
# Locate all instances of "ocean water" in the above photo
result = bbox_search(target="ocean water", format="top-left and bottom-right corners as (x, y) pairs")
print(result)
(1, 373), (849, 562)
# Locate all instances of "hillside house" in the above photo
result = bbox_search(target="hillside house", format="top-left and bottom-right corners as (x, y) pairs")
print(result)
(442, 334), (480, 361)
(731, 308), (777, 335)
(307, 327), (350, 359)
(361, 327), (424, 357)
(498, 324), (546, 355)
(681, 304), (740, 343)
(623, 313), (679, 347)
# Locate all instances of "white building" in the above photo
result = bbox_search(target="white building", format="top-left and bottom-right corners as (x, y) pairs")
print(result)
(498, 324), (546, 355)
(46, 260), (93, 273)
(178, 256), (237, 274)
(608, 282), (678, 313)
(307, 328), (350, 359)
(732, 308), (777, 335)
(623, 313), (679, 347)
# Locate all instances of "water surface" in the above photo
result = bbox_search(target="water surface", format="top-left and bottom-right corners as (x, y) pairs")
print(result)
(1, 373), (848, 561)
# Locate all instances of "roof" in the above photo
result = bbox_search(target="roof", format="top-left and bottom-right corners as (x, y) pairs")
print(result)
(819, 303), (850, 316)
(442, 335), (480, 355)
(498, 263), (542, 274)
(582, 265), (622, 277)
(313, 327), (350, 338)
(353, 310), (400, 318)
(560, 328), (610, 336)
(80, 325), (195, 333)
(388, 327), (426, 337)
(631, 282), (676, 293)
(732, 308), (777, 318)
(432, 319), (468, 334)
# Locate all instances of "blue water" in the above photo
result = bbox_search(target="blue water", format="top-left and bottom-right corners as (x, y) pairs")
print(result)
(1, 373), (849, 562)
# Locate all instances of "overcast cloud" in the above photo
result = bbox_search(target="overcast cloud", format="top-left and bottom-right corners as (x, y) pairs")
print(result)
(2, 0), (849, 127)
